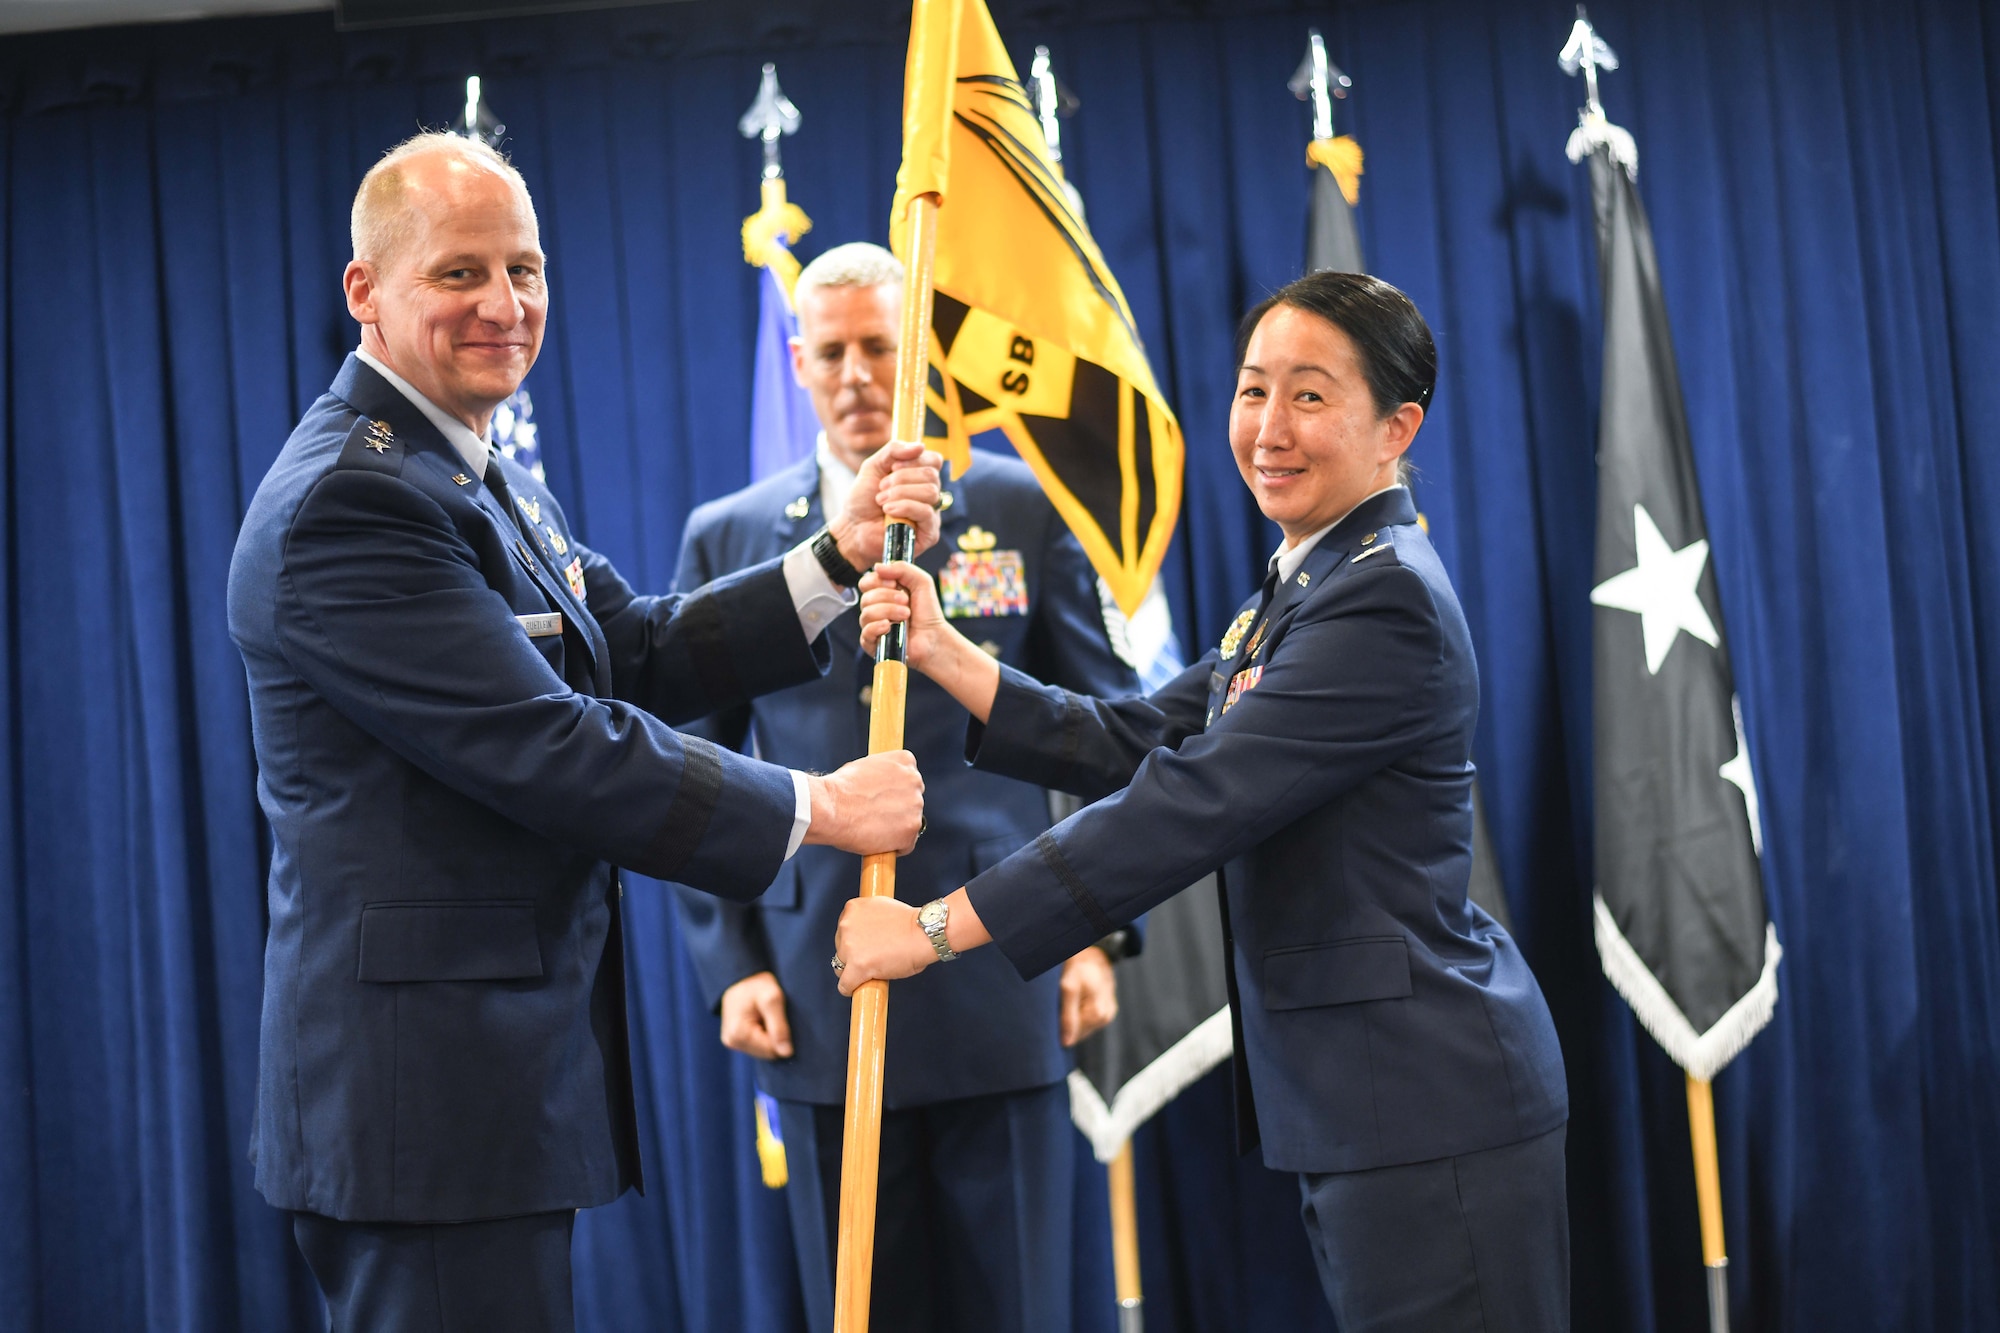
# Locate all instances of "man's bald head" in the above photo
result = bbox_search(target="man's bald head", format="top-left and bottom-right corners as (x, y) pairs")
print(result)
(342, 132), (548, 434)
(351, 132), (536, 270)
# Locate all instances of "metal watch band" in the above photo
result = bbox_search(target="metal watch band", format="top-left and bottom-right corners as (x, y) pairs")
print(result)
(919, 899), (958, 962)
(809, 524), (864, 588)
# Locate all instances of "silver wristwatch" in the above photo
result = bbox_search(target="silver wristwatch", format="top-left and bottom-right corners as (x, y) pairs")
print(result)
(917, 899), (958, 962)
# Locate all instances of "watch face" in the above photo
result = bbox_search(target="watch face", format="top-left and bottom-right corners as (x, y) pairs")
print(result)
(919, 901), (947, 931)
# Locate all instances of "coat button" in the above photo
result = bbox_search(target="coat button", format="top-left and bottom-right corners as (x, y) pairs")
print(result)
(859, 685), (873, 707)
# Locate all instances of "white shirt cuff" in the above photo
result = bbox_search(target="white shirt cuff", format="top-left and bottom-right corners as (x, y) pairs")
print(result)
(786, 768), (813, 861)
(783, 539), (858, 643)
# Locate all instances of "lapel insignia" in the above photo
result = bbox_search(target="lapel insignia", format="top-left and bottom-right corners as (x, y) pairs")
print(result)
(1296, 570), (1311, 587)
(544, 525), (568, 556)
(940, 526), (1027, 618)
(785, 495), (811, 520)
(515, 493), (542, 525)
(563, 555), (588, 603)
(1222, 665), (1264, 714)
(1219, 608), (1256, 660)
(452, 473), (471, 486)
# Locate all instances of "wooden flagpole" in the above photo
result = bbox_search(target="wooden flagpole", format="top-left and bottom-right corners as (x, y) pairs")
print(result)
(1686, 1076), (1730, 1333)
(1108, 1142), (1144, 1332)
(830, 188), (939, 1333)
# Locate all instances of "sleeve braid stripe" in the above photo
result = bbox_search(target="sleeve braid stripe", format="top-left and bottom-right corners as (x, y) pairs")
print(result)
(649, 735), (725, 877)
(1034, 829), (1118, 940)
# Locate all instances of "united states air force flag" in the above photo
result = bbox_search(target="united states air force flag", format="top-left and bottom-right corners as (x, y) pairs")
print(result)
(1576, 113), (1781, 1080)
(748, 244), (819, 483)
(891, 0), (1182, 618)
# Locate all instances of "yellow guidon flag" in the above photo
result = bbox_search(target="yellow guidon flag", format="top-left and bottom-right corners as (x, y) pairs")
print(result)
(891, 0), (1183, 617)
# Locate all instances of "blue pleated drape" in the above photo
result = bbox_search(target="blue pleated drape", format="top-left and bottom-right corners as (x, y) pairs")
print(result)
(1, 2), (1995, 1330)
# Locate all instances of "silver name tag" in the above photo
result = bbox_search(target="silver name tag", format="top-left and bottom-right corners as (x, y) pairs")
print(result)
(517, 612), (563, 639)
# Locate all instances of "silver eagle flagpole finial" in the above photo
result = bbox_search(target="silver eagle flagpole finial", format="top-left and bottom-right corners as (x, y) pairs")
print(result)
(739, 62), (802, 182)
(1561, 8), (1637, 175)
(453, 74), (505, 147)
(1027, 46), (1086, 218)
(1288, 27), (1351, 143)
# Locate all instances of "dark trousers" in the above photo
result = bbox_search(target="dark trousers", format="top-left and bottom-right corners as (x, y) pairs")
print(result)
(1298, 1123), (1569, 1333)
(777, 1082), (1075, 1333)
(292, 1209), (576, 1333)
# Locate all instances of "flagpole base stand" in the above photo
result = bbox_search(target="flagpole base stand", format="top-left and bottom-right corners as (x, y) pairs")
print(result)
(1117, 1297), (1143, 1333)
(1705, 1260), (1729, 1333)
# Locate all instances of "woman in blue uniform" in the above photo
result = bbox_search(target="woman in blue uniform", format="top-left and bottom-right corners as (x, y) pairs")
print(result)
(832, 272), (1570, 1332)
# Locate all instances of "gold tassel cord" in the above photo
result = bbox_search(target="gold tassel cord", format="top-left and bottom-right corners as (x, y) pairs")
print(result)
(741, 177), (814, 296)
(1306, 135), (1365, 207)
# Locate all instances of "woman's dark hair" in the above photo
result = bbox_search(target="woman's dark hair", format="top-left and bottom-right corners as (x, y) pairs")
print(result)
(1233, 271), (1437, 416)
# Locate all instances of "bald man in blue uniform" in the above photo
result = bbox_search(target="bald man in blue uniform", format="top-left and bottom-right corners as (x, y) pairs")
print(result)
(226, 136), (937, 1333)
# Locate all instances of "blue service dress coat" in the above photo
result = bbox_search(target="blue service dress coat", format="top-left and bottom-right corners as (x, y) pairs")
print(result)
(227, 356), (825, 1223)
(962, 486), (1568, 1174)
(671, 449), (1138, 1107)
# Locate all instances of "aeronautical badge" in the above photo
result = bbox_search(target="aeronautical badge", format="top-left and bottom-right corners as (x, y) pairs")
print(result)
(940, 526), (1028, 618)
(544, 525), (568, 556)
(515, 493), (542, 525)
(563, 556), (587, 602)
(1221, 664), (1263, 714)
(1218, 608), (1256, 660)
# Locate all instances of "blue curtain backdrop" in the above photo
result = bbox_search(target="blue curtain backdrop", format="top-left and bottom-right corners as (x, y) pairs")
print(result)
(1, 1), (1996, 1330)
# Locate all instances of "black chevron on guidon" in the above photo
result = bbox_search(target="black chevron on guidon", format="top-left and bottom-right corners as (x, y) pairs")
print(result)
(1019, 358), (1126, 560)
(932, 291), (970, 356)
(951, 110), (1137, 348)
(1130, 383), (1157, 549)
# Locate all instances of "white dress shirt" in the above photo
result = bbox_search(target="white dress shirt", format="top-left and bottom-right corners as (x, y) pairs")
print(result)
(356, 348), (845, 858)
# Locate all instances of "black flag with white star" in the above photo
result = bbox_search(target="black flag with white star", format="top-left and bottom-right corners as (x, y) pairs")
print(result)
(1585, 140), (1780, 1080)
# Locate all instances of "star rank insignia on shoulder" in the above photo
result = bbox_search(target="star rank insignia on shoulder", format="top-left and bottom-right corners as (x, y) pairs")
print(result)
(784, 495), (811, 521)
(940, 525), (1028, 618)
(338, 415), (405, 475)
(1219, 608), (1256, 660)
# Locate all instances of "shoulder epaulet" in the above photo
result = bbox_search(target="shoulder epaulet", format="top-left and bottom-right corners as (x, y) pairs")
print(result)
(1346, 540), (1401, 568)
(336, 416), (406, 477)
